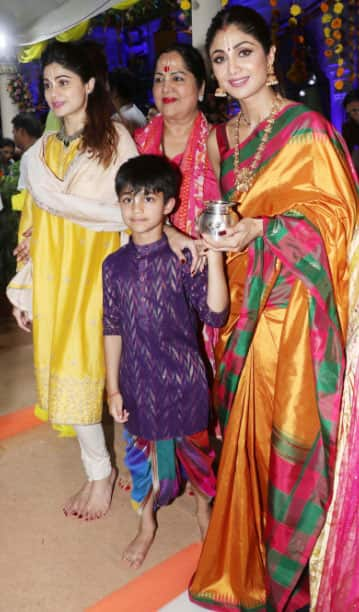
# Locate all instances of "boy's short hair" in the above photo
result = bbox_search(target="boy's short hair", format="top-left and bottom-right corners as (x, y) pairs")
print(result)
(115, 154), (181, 203)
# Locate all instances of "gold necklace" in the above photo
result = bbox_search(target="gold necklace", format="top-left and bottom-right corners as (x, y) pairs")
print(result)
(234, 94), (282, 197)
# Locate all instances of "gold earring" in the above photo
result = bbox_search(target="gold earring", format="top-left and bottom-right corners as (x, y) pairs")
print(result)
(266, 65), (279, 87)
(214, 87), (227, 98)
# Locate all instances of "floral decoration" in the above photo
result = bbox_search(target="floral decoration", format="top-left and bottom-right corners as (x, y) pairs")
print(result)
(6, 73), (34, 111)
(269, 0), (280, 46)
(346, 0), (359, 84)
(287, 2), (308, 85)
(176, 0), (191, 30)
(320, 0), (358, 91)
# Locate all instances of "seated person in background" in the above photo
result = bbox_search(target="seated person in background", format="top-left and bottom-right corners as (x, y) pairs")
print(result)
(109, 68), (147, 134)
(0, 135), (20, 292)
(103, 154), (228, 568)
(0, 137), (19, 207)
(0, 138), (15, 177)
(342, 89), (359, 175)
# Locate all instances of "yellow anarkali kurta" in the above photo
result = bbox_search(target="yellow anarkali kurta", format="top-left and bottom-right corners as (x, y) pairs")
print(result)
(19, 136), (120, 425)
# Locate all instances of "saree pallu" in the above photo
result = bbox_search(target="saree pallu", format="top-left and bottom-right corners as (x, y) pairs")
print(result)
(123, 429), (216, 513)
(189, 104), (358, 611)
(310, 224), (359, 610)
(134, 112), (220, 238)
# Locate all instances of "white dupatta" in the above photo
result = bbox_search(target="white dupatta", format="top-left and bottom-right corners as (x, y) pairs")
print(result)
(7, 123), (138, 317)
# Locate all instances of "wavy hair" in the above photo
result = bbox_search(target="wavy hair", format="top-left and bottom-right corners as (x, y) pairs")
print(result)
(42, 41), (118, 167)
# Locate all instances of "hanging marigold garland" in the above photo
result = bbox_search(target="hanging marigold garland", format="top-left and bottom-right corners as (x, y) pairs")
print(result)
(320, 1), (352, 91)
(177, 0), (192, 29)
(286, 2), (308, 85)
(269, 0), (280, 46)
(346, 0), (359, 86)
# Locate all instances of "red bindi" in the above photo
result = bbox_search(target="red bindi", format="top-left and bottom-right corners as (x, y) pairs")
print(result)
(164, 65), (170, 73)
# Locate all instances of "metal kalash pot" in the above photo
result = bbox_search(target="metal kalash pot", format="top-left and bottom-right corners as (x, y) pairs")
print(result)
(197, 200), (240, 240)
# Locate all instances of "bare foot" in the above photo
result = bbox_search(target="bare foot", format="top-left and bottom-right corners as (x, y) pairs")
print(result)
(122, 524), (156, 569)
(63, 480), (92, 518)
(118, 474), (132, 492)
(83, 467), (117, 521)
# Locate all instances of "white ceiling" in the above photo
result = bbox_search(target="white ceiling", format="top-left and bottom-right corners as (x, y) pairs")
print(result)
(0, 0), (320, 49)
(0, 0), (124, 46)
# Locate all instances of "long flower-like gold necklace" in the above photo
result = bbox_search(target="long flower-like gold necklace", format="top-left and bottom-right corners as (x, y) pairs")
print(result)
(234, 94), (282, 197)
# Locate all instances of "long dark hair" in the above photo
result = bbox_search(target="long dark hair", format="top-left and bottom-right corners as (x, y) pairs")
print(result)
(206, 5), (272, 56)
(42, 41), (118, 167)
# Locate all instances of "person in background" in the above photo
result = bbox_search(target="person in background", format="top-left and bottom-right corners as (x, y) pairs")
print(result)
(189, 5), (357, 610)
(342, 89), (359, 175)
(0, 138), (15, 176)
(103, 154), (228, 568)
(146, 105), (158, 122)
(109, 68), (147, 134)
(0, 135), (21, 290)
(12, 112), (43, 192)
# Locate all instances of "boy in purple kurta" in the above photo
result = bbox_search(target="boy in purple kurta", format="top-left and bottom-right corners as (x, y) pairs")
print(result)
(102, 155), (228, 568)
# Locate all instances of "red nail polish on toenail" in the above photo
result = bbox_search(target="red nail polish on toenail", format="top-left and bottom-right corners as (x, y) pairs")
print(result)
(78, 514), (82, 519)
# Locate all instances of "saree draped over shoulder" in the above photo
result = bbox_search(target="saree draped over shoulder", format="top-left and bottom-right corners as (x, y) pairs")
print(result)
(134, 111), (221, 237)
(189, 104), (358, 611)
(12, 125), (138, 426)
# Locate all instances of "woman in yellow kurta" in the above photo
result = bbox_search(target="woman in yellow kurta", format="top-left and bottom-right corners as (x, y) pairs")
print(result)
(10, 41), (138, 520)
(189, 6), (358, 611)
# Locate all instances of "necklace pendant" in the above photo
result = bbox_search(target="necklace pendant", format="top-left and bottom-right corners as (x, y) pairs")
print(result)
(235, 168), (251, 192)
(236, 182), (250, 193)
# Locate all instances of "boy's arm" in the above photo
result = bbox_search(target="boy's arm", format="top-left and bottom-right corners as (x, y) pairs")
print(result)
(104, 335), (122, 396)
(102, 259), (129, 423)
(104, 335), (129, 424)
(206, 250), (229, 313)
(182, 251), (228, 327)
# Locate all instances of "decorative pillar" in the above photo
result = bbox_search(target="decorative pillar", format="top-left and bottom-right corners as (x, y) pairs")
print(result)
(0, 63), (19, 138)
(327, 64), (346, 130)
(191, 0), (221, 52)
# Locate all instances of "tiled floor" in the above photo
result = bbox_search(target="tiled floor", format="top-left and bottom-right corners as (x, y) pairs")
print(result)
(0, 314), (201, 611)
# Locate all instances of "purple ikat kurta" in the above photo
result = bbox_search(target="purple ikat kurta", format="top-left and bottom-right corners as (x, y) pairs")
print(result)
(102, 235), (227, 440)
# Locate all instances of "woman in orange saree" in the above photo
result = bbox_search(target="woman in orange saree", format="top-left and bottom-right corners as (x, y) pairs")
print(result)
(189, 6), (358, 611)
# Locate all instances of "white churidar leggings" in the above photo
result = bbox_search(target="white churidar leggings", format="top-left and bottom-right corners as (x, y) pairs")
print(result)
(73, 423), (112, 481)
